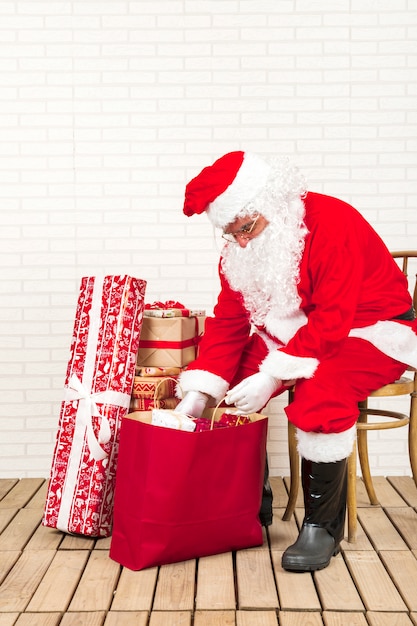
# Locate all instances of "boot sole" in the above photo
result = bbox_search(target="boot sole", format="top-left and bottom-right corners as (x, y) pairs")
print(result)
(282, 546), (341, 573)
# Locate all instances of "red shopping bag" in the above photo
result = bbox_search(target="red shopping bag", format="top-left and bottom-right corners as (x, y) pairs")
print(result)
(109, 407), (268, 570)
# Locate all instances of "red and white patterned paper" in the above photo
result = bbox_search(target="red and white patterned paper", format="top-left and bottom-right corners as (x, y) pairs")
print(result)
(43, 275), (147, 537)
(131, 376), (177, 400)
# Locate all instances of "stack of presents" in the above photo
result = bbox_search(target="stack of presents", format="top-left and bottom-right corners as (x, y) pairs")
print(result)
(42, 275), (205, 538)
(130, 300), (205, 414)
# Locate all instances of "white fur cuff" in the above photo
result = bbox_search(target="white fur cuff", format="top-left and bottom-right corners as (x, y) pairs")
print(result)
(296, 425), (356, 463)
(260, 349), (319, 381)
(177, 369), (229, 403)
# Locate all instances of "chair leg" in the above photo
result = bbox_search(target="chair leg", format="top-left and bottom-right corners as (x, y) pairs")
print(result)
(357, 402), (379, 506)
(347, 442), (357, 543)
(408, 375), (417, 487)
(282, 420), (300, 521)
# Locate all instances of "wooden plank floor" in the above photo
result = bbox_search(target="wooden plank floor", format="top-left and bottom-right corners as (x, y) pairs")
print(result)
(1, 476), (417, 626)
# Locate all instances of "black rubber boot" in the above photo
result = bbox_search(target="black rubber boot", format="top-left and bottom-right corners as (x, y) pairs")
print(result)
(259, 457), (273, 526)
(281, 457), (347, 572)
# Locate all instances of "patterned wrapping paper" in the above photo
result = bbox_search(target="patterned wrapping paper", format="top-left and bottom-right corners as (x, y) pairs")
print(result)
(131, 375), (177, 400)
(42, 275), (147, 537)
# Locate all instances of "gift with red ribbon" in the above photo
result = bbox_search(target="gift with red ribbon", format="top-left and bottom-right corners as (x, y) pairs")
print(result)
(135, 365), (183, 377)
(42, 274), (147, 537)
(137, 306), (205, 368)
(144, 300), (205, 318)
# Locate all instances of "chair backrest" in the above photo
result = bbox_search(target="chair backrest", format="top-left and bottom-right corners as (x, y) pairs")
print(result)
(391, 250), (417, 312)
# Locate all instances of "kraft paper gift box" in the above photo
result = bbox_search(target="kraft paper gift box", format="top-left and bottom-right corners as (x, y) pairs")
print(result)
(130, 375), (179, 412)
(131, 375), (177, 400)
(136, 314), (205, 368)
(144, 307), (206, 318)
(43, 274), (147, 537)
(135, 365), (183, 377)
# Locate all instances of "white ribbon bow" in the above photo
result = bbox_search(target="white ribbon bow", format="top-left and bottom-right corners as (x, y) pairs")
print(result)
(65, 373), (130, 462)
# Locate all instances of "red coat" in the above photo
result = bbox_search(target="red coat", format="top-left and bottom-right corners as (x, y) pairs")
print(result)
(180, 192), (417, 404)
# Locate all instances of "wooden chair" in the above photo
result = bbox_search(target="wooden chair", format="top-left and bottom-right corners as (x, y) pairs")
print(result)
(282, 250), (417, 542)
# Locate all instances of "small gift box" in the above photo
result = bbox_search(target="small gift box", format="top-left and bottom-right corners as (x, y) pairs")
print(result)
(194, 417), (226, 432)
(194, 412), (251, 432)
(131, 376), (177, 400)
(43, 274), (147, 537)
(218, 413), (251, 427)
(135, 366), (183, 377)
(129, 396), (179, 412)
(151, 409), (196, 432)
(137, 311), (205, 368)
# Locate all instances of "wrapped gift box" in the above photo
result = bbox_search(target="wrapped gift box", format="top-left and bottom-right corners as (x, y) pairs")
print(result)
(151, 408), (196, 431)
(43, 274), (147, 537)
(135, 365), (183, 377)
(129, 396), (179, 412)
(131, 375), (177, 400)
(137, 314), (205, 367)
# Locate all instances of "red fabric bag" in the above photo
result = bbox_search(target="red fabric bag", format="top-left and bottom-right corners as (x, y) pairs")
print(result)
(109, 408), (268, 570)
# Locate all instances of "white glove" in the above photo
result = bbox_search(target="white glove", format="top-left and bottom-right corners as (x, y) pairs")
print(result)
(225, 372), (281, 414)
(175, 390), (209, 418)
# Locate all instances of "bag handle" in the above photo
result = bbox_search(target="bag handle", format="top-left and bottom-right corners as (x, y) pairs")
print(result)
(210, 397), (249, 430)
(152, 376), (182, 408)
(151, 380), (247, 431)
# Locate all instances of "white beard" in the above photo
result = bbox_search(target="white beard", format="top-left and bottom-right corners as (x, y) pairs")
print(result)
(221, 197), (308, 332)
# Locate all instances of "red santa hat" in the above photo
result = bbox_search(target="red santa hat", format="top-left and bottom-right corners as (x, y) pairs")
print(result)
(183, 151), (272, 229)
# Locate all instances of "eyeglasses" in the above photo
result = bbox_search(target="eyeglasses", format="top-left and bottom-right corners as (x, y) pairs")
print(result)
(222, 215), (260, 243)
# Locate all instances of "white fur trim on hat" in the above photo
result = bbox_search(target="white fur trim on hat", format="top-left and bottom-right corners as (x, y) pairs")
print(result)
(296, 425), (356, 463)
(207, 152), (272, 228)
(177, 369), (229, 403)
(260, 349), (319, 381)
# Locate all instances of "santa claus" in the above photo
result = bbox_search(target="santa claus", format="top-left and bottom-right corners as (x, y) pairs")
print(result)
(176, 150), (417, 571)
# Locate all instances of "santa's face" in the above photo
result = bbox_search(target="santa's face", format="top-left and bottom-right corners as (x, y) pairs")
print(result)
(222, 214), (269, 247)
(221, 199), (306, 327)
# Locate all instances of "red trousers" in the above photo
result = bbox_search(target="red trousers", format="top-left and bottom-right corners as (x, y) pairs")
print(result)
(230, 334), (407, 434)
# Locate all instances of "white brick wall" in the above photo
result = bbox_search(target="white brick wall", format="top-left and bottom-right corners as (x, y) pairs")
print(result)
(1, 0), (416, 478)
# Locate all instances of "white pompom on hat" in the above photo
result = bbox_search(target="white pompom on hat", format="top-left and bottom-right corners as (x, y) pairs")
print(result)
(183, 151), (272, 229)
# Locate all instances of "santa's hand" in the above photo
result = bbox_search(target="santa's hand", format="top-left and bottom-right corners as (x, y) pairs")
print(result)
(176, 390), (209, 418)
(225, 372), (281, 414)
